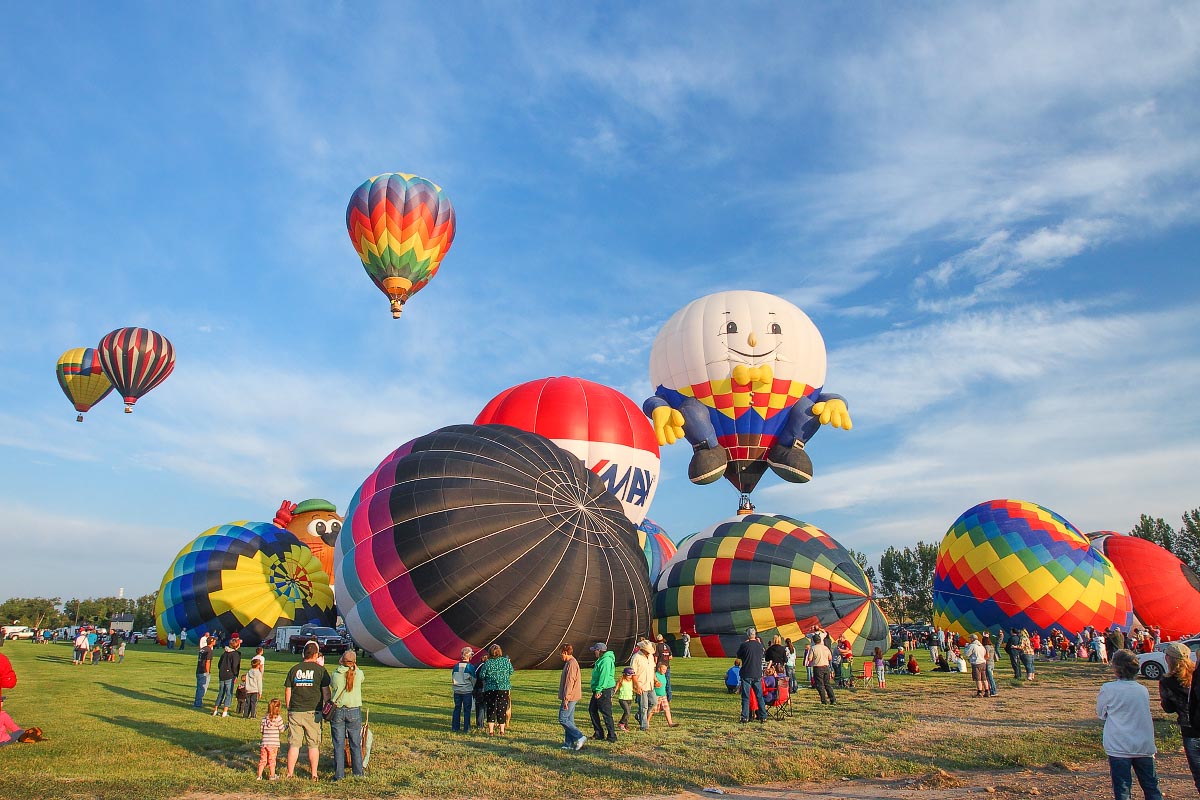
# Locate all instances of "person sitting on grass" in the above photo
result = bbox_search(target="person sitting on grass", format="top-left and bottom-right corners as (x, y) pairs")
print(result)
(888, 647), (905, 671)
(725, 659), (741, 694)
(934, 653), (951, 671)
(907, 654), (920, 674)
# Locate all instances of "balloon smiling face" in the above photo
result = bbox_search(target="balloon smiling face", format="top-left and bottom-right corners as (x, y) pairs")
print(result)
(649, 290), (827, 424)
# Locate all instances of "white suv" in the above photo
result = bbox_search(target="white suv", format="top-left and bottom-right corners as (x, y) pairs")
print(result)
(1138, 636), (1200, 680)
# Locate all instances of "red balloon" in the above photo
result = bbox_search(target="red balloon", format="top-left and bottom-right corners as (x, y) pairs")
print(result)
(475, 377), (659, 524)
(1091, 532), (1200, 640)
(96, 327), (176, 413)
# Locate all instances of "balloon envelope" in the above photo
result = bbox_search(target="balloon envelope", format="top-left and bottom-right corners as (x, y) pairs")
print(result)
(637, 518), (677, 586)
(653, 513), (888, 657)
(475, 376), (660, 524)
(345, 173), (455, 318)
(96, 327), (175, 412)
(1090, 532), (1200, 640)
(933, 500), (1133, 639)
(56, 347), (113, 421)
(335, 424), (653, 669)
(648, 290), (828, 493)
(155, 521), (335, 646)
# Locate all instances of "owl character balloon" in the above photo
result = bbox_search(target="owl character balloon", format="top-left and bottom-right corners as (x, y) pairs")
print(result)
(273, 499), (343, 587)
(644, 290), (851, 498)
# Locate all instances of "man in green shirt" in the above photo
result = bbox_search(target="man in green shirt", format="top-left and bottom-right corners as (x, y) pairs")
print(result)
(588, 642), (617, 742)
(284, 642), (331, 780)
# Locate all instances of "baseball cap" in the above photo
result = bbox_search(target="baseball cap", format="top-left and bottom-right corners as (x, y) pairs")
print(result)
(590, 642), (607, 653)
(1165, 642), (1190, 661)
(655, 634), (664, 641)
(623, 667), (635, 675)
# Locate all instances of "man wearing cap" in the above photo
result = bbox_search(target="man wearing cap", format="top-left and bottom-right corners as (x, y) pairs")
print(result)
(630, 640), (657, 731)
(588, 642), (617, 743)
(965, 634), (988, 697)
(285, 641), (332, 780)
(193, 634), (213, 709)
(213, 632), (243, 717)
(654, 634), (674, 702)
(451, 647), (476, 733)
(735, 627), (767, 723)
(558, 644), (586, 750)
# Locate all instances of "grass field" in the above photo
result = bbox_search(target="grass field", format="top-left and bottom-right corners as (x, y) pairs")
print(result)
(0, 641), (1181, 799)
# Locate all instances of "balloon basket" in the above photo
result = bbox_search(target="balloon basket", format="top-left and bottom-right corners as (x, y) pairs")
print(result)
(736, 494), (756, 516)
(76, 414), (84, 423)
(124, 406), (133, 414)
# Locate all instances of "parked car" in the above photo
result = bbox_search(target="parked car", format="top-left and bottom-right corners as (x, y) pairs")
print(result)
(2, 626), (33, 640)
(129, 631), (144, 643)
(288, 625), (349, 655)
(1138, 636), (1200, 680)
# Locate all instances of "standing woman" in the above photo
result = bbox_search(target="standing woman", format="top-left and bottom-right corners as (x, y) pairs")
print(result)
(1019, 630), (1036, 682)
(784, 638), (798, 693)
(1159, 642), (1200, 793)
(982, 634), (998, 697)
(473, 651), (490, 731)
(329, 650), (365, 780)
(477, 644), (514, 736)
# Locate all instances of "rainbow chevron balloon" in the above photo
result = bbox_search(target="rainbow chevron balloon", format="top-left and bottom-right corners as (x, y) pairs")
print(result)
(345, 173), (456, 318)
(637, 518), (677, 586)
(933, 499), (1132, 638)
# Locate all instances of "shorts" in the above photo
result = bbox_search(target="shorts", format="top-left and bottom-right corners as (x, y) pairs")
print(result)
(287, 711), (321, 748)
(971, 663), (987, 682)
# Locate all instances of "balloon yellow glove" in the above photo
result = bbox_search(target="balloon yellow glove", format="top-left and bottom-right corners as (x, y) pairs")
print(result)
(811, 399), (852, 430)
(651, 406), (686, 446)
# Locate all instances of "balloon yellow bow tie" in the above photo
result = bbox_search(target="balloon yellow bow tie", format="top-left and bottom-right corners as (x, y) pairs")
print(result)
(731, 363), (774, 387)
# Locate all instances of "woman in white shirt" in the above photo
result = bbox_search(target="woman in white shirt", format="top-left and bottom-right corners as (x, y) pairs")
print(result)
(1096, 649), (1162, 800)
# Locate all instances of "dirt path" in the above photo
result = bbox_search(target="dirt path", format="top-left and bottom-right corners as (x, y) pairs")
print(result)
(640, 751), (1195, 799)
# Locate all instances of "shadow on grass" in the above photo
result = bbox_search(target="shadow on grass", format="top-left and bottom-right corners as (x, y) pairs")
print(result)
(98, 682), (187, 708)
(90, 713), (254, 768)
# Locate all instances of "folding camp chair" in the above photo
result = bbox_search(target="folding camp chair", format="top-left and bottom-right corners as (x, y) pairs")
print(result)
(861, 661), (883, 688)
(767, 681), (792, 720)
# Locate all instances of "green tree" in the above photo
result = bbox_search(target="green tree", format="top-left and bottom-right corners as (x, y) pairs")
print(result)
(132, 592), (158, 631)
(1177, 508), (1200, 573)
(1130, 513), (1176, 549)
(847, 548), (879, 591)
(0, 597), (66, 629)
(62, 597), (135, 628)
(876, 542), (938, 624)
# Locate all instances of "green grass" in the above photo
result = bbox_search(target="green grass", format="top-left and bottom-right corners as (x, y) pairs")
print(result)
(0, 642), (1168, 799)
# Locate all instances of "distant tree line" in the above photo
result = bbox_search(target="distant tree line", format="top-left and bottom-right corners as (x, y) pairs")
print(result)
(0, 592), (158, 631)
(859, 505), (1200, 626)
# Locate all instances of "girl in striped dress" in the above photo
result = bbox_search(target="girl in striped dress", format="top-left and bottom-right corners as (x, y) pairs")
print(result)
(257, 698), (285, 780)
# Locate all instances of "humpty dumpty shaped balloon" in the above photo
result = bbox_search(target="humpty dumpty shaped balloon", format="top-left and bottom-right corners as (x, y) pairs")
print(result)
(643, 290), (851, 494)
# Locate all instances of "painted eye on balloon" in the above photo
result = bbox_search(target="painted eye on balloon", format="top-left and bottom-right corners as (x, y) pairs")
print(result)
(770, 323), (782, 334)
(329, 521), (342, 536)
(308, 519), (328, 537)
(725, 321), (738, 334)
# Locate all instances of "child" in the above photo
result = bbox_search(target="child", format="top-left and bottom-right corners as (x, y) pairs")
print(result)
(117, 640), (126, 664)
(243, 656), (263, 719)
(0, 696), (21, 747)
(647, 663), (677, 727)
(725, 659), (741, 693)
(257, 698), (285, 780)
(616, 667), (636, 731)
(254, 647), (266, 673)
(1097, 649), (1162, 800)
(873, 647), (886, 689)
(234, 675), (248, 716)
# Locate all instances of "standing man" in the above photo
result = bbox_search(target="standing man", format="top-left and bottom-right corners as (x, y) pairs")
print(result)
(630, 640), (657, 731)
(681, 631), (692, 658)
(213, 633), (242, 717)
(285, 641), (331, 781)
(588, 642), (617, 743)
(736, 627), (767, 724)
(808, 632), (835, 705)
(193, 635), (213, 709)
(179, 627), (187, 651)
(167, 630), (176, 650)
(451, 647), (476, 733)
(558, 644), (585, 750)
(1006, 627), (1022, 679)
(654, 634), (674, 701)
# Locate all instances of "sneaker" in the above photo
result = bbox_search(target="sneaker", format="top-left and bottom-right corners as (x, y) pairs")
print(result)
(222, 710), (228, 717)
(269, 776), (279, 781)
(212, 708), (219, 716)
(619, 723), (628, 731)
(561, 745), (572, 750)
(573, 735), (587, 751)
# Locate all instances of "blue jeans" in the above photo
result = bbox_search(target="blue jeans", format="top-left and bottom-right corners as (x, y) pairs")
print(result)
(214, 678), (234, 709)
(452, 693), (473, 732)
(1108, 756), (1162, 800)
(1020, 653), (1035, 678)
(740, 678), (766, 722)
(1183, 737), (1200, 793)
(330, 706), (363, 779)
(786, 665), (798, 692)
(193, 673), (210, 707)
(559, 700), (584, 746)
(986, 664), (997, 695)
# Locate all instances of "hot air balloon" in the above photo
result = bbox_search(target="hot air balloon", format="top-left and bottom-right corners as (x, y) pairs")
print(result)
(335, 424), (653, 669)
(55, 347), (113, 422)
(653, 513), (888, 657)
(475, 376), (661, 524)
(1090, 532), (1200, 640)
(155, 521), (335, 647)
(273, 499), (344, 587)
(644, 290), (851, 505)
(933, 500), (1132, 639)
(96, 327), (175, 413)
(637, 518), (677, 586)
(345, 172), (456, 319)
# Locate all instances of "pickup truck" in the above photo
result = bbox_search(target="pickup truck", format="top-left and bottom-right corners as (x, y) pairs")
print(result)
(2, 626), (33, 640)
(287, 625), (349, 655)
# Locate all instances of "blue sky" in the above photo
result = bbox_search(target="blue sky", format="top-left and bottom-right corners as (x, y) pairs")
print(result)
(2, 2), (1198, 599)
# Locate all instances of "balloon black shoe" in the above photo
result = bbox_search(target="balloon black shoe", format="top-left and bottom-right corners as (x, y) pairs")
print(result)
(767, 441), (813, 483)
(689, 444), (728, 484)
